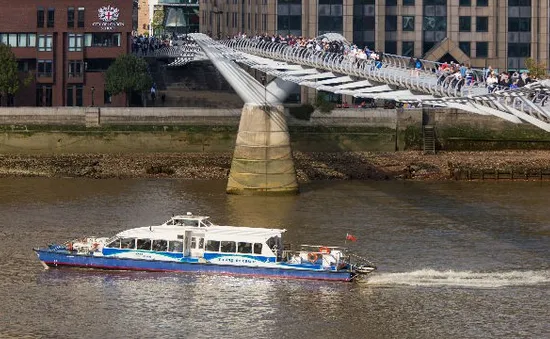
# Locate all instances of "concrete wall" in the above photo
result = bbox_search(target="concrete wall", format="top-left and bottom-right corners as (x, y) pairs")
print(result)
(0, 106), (548, 154)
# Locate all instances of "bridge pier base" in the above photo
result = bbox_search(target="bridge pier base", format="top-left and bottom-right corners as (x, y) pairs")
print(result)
(227, 103), (298, 195)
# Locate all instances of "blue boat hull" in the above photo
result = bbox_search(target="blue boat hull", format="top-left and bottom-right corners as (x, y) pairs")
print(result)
(34, 249), (357, 282)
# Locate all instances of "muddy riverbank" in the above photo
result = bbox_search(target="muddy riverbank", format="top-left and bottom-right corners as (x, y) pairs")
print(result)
(1, 150), (550, 182)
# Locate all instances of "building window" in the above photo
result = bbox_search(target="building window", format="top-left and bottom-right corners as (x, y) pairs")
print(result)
(423, 0), (447, 54)
(459, 0), (471, 5)
(47, 8), (55, 28)
(476, 17), (488, 32)
(353, 0), (375, 49)
(37, 60), (53, 77)
(403, 0), (415, 5)
(38, 34), (53, 51)
(104, 91), (112, 104)
(37, 7), (45, 28)
(459, 41), (471, 56)
(385, 41), (397, 54)
(459, 16), (471, 32)
(476, 0), (488, 6)
(75, 85), (83, 107)
(508, 18), (531, 32)
(403, 16), (415, 31)
(36, 85), (53, 106)
(277, 0), (301, 36)
(0, 33), (35, 48)
(67, 87), (73, 106)
(318, 0), (343, 35)
(68, 60), (84, 77)
(67, 85), (84, 107)
(402, 41), (414, 57)
(77, 7), (85, 28)
(84, 33), (121, 47)
(385, 15), (397, 31)
(386, 0), (397, 5)
(67, 7), (75, 28)
(68, 34), (83, 51)
(476, 41), (488, 57)
(508, 43), (530, 57)
(509, 0), (532, 5)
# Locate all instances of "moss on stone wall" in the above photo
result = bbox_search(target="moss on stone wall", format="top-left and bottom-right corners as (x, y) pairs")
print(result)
(436, 124), (550, 150)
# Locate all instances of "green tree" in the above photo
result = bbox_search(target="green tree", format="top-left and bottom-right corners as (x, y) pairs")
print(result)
(0, 43), (32, 106)
(524, 58), (547, 80)
(105, 54), (153, 106)
(152, 9), (165, 36)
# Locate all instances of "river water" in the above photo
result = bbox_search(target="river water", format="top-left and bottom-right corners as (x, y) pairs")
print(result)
(0, 178), (548, 338)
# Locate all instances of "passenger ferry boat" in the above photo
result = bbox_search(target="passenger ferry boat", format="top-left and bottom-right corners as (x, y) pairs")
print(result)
(33, 212), (376, 282)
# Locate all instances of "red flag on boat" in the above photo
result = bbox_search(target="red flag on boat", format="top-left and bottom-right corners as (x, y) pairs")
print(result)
(346, 233), (357, 242)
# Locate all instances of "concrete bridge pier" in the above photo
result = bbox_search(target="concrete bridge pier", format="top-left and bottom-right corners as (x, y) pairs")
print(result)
(227, 102), (298, 195)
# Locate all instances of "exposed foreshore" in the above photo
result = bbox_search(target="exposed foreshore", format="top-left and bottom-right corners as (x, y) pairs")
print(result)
(2, 150), (550, 182)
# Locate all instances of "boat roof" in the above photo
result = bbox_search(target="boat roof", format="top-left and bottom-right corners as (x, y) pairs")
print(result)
(116, 223), (286, 241)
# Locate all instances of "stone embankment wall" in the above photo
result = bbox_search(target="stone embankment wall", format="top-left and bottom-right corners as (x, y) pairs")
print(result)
(0, 106), (549, 154)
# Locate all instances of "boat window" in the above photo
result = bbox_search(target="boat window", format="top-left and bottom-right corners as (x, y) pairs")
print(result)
(220, 241), (236, 253)
(205, 240), (220, 252)
(198, 237), (204, 249)
(238, 242), (252, 254)
(191, 237), (197, 249)
(152, 239), (168, 252)
(177, 235), (184, 239)
(200, 219), (213, 227)
(106, 238), (120, 248)
(164, 219), (175, 225)
(168, 240), (183, 252)
(253, 243), (262, 254)
(121, 238), (135, 249)
(137, 239), (152, 250)
(185, 219), (199, 227)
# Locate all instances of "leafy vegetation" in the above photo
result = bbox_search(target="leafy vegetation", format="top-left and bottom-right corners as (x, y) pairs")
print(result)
(288, 104), (315, 120)
(152, 9), (165, 36)
(314, 94), (336, 113)
(104, 54), (153, 106)
(524, 58), (547, 79)
(0, 43), (32, 106)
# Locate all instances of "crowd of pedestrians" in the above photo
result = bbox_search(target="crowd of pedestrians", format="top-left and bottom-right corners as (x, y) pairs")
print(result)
(131, 32), (182, 56)
(225, 32), (545, 97)
(483, 66), (535, 93)
(230, 32), (387, 70)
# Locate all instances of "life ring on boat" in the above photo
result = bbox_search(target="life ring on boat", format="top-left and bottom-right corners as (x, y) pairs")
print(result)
(307, 252), (318, 263)
(91, 243), (100, 251)
(319, 246), (331, 254)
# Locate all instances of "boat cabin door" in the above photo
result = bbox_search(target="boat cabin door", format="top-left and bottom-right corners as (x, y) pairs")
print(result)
(184, 230), (205, 257)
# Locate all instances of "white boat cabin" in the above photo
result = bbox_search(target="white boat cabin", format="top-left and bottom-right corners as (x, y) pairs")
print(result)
(102, 212), (286, 260)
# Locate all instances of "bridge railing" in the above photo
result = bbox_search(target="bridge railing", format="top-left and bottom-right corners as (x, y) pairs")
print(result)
(224, 38), (487, 99)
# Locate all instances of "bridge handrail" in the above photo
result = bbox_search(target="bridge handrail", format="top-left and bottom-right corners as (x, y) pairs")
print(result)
(191, 34), (550, 130)
(224, 38), (483, 99)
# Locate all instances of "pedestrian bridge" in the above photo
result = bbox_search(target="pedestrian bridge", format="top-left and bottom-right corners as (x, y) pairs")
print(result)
(151, 34), (550, 132)
(145, 33), (550, 195)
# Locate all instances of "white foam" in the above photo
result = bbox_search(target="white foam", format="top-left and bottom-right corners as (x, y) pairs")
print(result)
(365, 269), (550, 288)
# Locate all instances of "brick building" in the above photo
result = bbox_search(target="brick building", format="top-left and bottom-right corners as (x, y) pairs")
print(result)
(1, 0), (133, 107)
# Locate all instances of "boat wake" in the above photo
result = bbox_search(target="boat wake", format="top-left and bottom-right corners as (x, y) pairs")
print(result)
(366, 269), (550, 288)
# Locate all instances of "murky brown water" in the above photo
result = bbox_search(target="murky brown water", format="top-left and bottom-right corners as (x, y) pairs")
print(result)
(0, 178), (549, 338)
